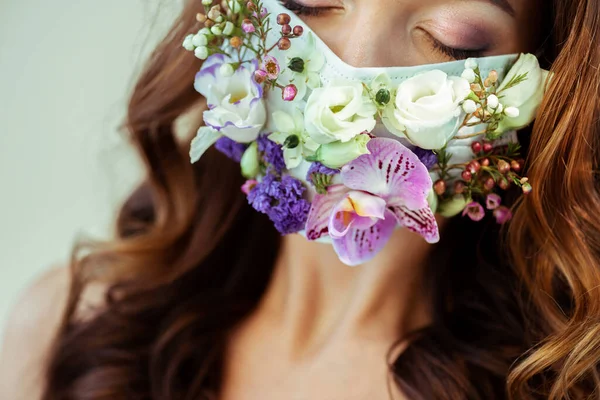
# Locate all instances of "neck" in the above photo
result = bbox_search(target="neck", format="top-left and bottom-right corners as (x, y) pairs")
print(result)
(254, 226), (440, 358)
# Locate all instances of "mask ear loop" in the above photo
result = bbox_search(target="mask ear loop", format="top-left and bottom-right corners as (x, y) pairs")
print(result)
(264, 0), (518, 84)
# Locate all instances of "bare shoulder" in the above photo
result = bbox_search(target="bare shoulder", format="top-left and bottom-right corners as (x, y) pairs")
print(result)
(0, 266), (108, 400)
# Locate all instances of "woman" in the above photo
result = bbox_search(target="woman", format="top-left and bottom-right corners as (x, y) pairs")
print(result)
(2, 0), (599, 399)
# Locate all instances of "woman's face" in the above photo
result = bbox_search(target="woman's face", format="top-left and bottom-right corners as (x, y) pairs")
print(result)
(280, 0), (541, 67)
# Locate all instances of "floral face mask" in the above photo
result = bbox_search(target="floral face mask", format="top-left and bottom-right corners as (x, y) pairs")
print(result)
(183, 0), (551, 266)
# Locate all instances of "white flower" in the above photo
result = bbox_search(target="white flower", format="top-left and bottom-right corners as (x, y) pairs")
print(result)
(465, 58), (478, 70)
(220, 63), (234, 77)
(183, 34), (195, 51)
(192, 33), (208, 47)
(223, 21), (234, 36)
(227, 0), (241, 13)
(194, 55), (266, 143)
(487, 94), (499, 109)
(304, 79), (377, 144)
(504, 106), (520, 118)
(495, 53), (551, 133)
(461, 68), (476, 83)
(382, 70), (471, 150)
(202, 0), (212, 4)
(280, 32), (325, 101)
(194, 46), (209, 60)
(462, 99), (477, 114)
(269, 108), (319, 169)
(211, 25), (222, 35)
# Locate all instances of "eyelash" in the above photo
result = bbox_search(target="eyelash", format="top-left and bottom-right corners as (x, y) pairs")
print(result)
(279, 0), (330, 16)
(429, 36), (486, 60)
(279, 0), (487, 61)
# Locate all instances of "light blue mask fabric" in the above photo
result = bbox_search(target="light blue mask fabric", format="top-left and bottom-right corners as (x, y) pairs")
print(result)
(263, 0), (519, 85)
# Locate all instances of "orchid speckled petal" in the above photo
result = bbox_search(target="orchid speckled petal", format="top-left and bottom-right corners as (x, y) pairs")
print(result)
(341, 138), (432, 202)
(332, 209), (397, 266)
(388, 204), (439, 243)
(305, 184), (349, 240)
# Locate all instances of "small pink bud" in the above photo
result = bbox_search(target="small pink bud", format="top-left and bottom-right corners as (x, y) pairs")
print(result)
(454, 181), (466, 194)
(493, 206), (512, 224)
(482, 142), (493, 153)
(497, 160), (511, 174)
(278, 37), (291, 50)
(254, 69), (267, 83)
(481, 158), (490, 167)
(277, 13), (291, 25)
(434, 179), (447, 196)
(281, 24), (292, 35)
(282, 84), (298, 101)
(467, 160), (481, 174)
(241, 179), (258, 195)
(471, 141), (482, 154)
(242, 19), (255, 33)
(484, 177), (495, 191)
(293, 25), (304, 36)
(461, 170), (472, 182)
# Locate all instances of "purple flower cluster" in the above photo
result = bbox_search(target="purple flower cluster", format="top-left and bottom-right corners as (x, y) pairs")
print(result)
(247, 173), (311, 235)
(215, 137), (247, 162)
(411, 147), (438, 170)
(257, 135), (285, 174)
(306, 162), (339, 186)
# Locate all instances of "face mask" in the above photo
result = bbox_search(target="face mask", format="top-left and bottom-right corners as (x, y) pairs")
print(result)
(184, 0), (550, 266)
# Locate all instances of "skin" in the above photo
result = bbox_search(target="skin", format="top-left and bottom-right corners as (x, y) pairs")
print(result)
(0, 0), (541, 399)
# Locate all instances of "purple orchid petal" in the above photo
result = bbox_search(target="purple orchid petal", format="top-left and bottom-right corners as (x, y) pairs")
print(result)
(341, 138), (432, 203)
(305, 184), (349, 240)
(328, 191), (385, 239)
(332, 209), (397, 266)
(388, 205), (440, 244)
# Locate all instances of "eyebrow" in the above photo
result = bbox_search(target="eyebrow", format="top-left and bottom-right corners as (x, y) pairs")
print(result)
(472, 0), (516, 17)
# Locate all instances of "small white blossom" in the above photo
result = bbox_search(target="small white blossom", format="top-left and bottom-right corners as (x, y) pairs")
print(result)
(201, 0), (213, 5)
(192, 33), (208, 47)
(465, 58), (478, 70)
(504, 106), (520, 118)
(490, 103), (504, 114)
(207, 8), (221, 20)
(487, 94), (499, 109)
(194, 46), (209, 60)
(223, 21), (234, 36)
(462, 99), (478, 114)
(199, 27), (212, 36)
(461, 68), (476, 83)
(227, 0), (241, 13)
(182, 34), (195, 51)
(220, 63), (235, 77)
(211, 25), (223, 35)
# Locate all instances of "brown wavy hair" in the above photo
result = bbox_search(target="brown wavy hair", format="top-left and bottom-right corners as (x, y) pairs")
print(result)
(42, 0), (600, 398)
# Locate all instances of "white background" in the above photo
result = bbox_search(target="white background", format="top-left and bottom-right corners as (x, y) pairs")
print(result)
(0, 0), (183, 341)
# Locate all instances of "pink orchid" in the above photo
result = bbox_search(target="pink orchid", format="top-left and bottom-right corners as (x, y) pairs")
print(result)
(305, 138), (439, 266)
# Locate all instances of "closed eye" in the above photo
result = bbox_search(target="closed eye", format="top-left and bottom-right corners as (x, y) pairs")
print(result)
(426, 32), (487, 60)
(278, 0), (338, 17)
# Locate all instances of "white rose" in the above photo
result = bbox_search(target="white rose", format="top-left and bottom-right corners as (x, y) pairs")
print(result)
(383, 70), (471, 150)
(194, 54), (266, 143)
(304, 79), (377, 144)
(495, 53), (551, 133)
